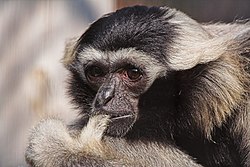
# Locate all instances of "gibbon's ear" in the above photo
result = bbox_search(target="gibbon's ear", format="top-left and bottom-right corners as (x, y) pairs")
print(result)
(62, 36), (79, 69)
(168, 19), (250, 71)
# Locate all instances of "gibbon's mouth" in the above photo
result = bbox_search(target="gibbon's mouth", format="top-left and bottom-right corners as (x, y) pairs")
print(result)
(105, 113), (137, 137)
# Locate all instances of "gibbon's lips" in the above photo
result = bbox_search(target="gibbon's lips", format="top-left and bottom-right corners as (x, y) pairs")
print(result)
(106, 113), (136, 137)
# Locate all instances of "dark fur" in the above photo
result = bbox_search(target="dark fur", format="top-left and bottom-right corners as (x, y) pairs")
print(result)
(76, 6), (176, 63)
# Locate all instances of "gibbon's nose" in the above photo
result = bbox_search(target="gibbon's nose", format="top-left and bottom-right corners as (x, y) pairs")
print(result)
(94, 85), (115, 109)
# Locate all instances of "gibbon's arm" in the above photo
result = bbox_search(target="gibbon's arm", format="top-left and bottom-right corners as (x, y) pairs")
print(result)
(25, 115), (203, 167)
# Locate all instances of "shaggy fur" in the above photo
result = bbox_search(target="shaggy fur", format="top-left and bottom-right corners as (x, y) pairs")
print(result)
(26, 6), (249, 167)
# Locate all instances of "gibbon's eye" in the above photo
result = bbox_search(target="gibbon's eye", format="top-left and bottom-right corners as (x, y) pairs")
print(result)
(124, 66), (143, 81)
(85, 65), (105, 81)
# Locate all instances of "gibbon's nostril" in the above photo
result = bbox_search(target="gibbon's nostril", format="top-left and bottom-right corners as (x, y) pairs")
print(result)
(95, 86), (115, 108)
(103, 89), (113, 103)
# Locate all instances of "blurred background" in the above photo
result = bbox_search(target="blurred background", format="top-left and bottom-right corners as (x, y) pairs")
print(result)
(0, 0), (249, 166)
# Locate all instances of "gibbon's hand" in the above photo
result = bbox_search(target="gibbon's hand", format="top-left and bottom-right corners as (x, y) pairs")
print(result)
(25, 115), (113, 167)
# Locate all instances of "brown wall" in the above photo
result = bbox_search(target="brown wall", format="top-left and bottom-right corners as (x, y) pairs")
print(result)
(115, 0), (250, 23)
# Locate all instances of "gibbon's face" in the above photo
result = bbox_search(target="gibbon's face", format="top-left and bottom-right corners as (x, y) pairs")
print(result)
(66, 6), (178, 136)
(65, 6), (206, 136)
